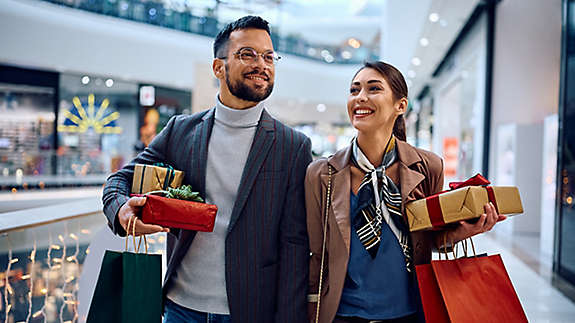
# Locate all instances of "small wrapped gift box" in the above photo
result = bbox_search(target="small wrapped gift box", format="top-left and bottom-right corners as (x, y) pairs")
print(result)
(406, 174), (523, 232)
(140, 194), (218, 232)
(131, 163), (184, 194)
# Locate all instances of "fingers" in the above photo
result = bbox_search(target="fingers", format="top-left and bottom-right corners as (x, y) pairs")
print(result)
(483, 202), (498, 231)
(126, 217), (169, 236)
(127, 196), (147, 207)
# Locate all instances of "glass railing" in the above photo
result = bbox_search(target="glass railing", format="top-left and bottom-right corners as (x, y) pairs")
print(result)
(37, 0), (379, 64)
(0, 197), (167, 322)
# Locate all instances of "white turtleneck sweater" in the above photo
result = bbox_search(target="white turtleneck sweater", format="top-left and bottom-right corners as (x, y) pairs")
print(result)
(167, 97), (265, 314)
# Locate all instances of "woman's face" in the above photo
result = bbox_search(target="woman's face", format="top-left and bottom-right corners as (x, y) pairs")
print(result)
(347, 67), (405, 134)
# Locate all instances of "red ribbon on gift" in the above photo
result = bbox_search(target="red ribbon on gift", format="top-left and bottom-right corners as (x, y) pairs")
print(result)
(425, 173), (499, 228)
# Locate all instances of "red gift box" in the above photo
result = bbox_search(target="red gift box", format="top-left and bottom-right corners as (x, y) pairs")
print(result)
(140, 194), (218, 232)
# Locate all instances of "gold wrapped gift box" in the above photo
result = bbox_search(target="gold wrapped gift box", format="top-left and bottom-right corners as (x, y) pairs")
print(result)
(406, 186), (523, 232)
(131, 164), (184, 194)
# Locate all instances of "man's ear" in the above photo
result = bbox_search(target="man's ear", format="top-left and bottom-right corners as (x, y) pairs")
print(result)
(213, 59), (225, 79)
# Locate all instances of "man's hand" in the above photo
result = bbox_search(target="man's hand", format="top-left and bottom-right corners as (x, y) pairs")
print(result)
(448, 202), (506, 243)
(118, 196), (170, 236)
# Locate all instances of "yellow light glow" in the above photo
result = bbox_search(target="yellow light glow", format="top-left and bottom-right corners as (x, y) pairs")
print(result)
(33, 310), (43, 318)
(347, 38), (361, 49)
(86, 248), (90, 255)
(58, 235), (65, 242)
(10, 258), (19, 264)
(51, 245), (61, 250)
(11, 188), (17, 193)
(69, 233), (78, 240)
(21, 274), (30, 280)
(65, 276), (75, 283)
(40, 288), (48, 295)
(81, 229), (91, 234)
(66, 256), (76, 262)
(53, 258), (62, 263)
(567, 196), (573, 204)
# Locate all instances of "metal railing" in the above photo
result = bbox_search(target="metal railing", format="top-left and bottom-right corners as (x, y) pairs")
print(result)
(38, 0), (379, 64)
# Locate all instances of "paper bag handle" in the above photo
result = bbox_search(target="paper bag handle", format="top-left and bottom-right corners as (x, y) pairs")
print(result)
(125, 216), (149, 254)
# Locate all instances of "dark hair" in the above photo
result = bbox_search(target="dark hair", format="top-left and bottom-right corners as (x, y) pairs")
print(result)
(213, 16), (271, 58)
(353, 61), (408, 141)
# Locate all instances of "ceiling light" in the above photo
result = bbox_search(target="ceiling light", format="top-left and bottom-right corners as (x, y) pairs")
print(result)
(105, 79), (114, 87)
(324, 55), (334, 63)
(342, 51), (352, 60)
(321, 49), (331, 58)
(429, 13), (439, 23)
(407, 70), (416, 78)
(420, 37), (429, 47)
(316, 104), (326, 112)
(347, 38), (361, 49)
(81, 76), (90, 85)
(411, 57), (421, 66)
(307, 48), (317, 56)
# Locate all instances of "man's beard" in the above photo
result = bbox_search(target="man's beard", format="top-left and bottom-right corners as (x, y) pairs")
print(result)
(225, 65), (274, 103)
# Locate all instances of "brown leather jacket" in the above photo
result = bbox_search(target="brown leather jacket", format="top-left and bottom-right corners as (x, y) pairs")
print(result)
(305, 140), (444, 323)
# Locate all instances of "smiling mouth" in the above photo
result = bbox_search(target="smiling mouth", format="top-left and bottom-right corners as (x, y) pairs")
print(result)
(353, 108), (374, 116)
(245, 73), (269, 82)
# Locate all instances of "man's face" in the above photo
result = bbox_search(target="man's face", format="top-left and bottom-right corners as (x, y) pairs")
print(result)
(220, 29), (275, 103)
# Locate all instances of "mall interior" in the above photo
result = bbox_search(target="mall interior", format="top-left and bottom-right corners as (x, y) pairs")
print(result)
(0, 0), (574, 322)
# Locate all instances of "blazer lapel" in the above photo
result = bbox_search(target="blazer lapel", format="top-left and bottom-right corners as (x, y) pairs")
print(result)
(325, 146), (353, 252)
(396, 140), (425, 208)
(191, 108), (215, 198)
(227, 110), (275, 233)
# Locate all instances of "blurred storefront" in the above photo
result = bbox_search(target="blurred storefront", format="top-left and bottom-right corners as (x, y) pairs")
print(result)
(0, 64), (191, 191)
(556, 0), (575, 289)
(411, 4), (489, 184)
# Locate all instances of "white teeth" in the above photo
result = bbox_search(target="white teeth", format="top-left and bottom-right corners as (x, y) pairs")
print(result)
(247, 75), (266, 81)
(355, 109), (373, 115)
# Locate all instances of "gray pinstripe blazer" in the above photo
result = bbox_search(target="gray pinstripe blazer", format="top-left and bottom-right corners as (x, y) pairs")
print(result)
(102, 108), (312, 322)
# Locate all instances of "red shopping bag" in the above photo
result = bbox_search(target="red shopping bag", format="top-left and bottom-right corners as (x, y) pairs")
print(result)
(431, 254), (528, 323)
(416, 264), (450, 323)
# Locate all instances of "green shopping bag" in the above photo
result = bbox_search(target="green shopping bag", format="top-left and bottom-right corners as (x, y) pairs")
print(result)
(87, 218), (162, 323)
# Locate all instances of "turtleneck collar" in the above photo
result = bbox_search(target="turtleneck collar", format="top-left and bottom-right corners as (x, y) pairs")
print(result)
(214, 95), (265, 128)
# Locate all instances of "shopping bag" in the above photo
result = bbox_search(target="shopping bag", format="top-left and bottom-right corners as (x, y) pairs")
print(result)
(87, 218), (162, 323)
(431, 247), (527, 322)
(415, 264), (450, 323)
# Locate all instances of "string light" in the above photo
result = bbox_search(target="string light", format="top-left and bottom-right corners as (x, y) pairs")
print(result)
(4, 235), (13, 323)
(25, 236), (37, 323)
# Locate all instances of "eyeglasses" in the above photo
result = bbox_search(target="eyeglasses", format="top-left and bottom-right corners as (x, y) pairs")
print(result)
(220, 48), (281, 66)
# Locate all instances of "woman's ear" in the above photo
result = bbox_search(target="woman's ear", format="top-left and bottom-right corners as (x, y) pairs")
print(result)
(396, 97), (408, 115)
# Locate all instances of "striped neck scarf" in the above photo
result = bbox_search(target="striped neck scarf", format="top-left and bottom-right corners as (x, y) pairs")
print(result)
(351, 136), (412, 271)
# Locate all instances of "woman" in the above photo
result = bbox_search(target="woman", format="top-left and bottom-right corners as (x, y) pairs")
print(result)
(305, 61), (504, 323)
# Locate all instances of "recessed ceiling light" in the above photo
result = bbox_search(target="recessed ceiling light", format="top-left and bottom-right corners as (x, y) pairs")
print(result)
(342, 51), (352, 60)
(411, 57), (421, 66)
(105, 79), (114, 87)
(316, 104), (327, 112)
(81, 76), (90, 85)
(420, 37), (429, 47)
(429, 13), (440, 23)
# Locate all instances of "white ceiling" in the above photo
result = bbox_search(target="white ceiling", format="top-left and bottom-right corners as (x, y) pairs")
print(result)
(388, 0), (481, 98)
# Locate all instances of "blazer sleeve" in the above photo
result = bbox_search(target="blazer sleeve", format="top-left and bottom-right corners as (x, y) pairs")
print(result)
(275, 136), (313, 323)
(101, 115), (178, 236)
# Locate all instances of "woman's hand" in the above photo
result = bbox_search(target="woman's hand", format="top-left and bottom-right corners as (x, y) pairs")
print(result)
(447, 202), (506, 243)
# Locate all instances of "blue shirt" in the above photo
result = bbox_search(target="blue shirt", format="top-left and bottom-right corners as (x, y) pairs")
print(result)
(336, 192), (419, 319)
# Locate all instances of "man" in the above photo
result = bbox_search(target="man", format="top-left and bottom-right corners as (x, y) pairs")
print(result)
(102, 16), (312, 323)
